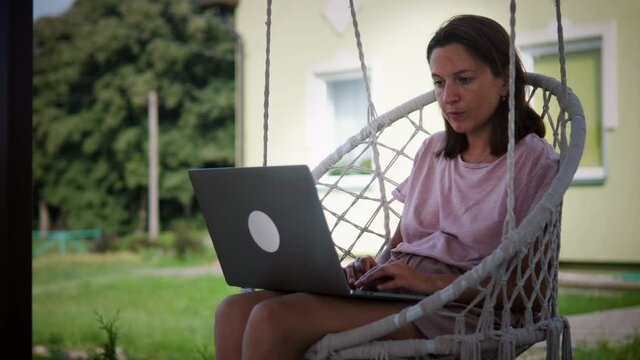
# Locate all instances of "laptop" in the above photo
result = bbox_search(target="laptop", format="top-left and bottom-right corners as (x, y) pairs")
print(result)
(189, 164), (425, 302)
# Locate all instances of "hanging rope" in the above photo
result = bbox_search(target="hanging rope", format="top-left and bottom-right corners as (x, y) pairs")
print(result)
(555, 0), (569, 153)
(347, 0), (377, 119)
(347, 0), (391, 246)
(262, 0), (273, 166)
(504, 0), (517, 238)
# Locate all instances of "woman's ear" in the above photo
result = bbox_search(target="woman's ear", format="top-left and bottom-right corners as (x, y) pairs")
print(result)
(500, 73), (509, 97)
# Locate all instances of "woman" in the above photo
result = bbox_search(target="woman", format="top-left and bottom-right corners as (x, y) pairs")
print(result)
(214, 15), (558, 360)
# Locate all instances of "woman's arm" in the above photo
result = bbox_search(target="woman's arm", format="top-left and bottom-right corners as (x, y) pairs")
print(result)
(357, 253), (540, 311)
(354, 221), (467, 296)
(354, 260), (459, 296)
(365, 244), (535, 300)
(345, 222), (403, 287)
(375, 221), (403, 264)
(352, 223), (538, 310)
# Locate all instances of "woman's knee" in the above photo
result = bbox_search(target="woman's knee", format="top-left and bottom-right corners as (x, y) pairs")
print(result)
(246, 297), (287, 330)
(215, 293), (245, 323)
(215, 291), (279, 325)
(245, 293), (314, 336)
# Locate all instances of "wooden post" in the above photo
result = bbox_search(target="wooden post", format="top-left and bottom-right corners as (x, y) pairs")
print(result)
(148, 89), (159, 241)
(38, 198), (50, 240)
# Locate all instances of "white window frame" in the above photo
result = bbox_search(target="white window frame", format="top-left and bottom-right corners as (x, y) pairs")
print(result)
(518, 19), (616, 184)
(305, 56), (382, 191)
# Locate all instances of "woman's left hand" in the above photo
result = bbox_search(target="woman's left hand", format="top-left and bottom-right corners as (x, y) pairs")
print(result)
(354, 259), (448, 295)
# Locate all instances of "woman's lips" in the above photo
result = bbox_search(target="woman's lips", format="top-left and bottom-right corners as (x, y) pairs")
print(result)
(447, 111), (465, 121)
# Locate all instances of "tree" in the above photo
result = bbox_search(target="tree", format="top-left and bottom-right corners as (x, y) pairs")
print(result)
(33, 0), (235, 236)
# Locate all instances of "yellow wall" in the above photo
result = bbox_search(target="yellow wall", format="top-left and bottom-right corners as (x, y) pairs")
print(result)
(518, 0), (640, 263)
(236, 0), (640, 263)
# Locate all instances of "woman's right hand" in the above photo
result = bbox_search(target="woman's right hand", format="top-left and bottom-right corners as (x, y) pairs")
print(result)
(344, 256), (378, 288)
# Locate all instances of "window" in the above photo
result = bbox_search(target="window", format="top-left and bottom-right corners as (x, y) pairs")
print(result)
(325, 76), (372, 176)
(308, 71), (374, 189)
(520, 21), (616, 185)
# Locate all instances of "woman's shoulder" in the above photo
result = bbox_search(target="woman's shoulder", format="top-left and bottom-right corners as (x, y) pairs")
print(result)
(410, 131), (446, 166)
(422, 131), (446, 151)
(516, 133), (560, 179)
(518, 133), (559, 163)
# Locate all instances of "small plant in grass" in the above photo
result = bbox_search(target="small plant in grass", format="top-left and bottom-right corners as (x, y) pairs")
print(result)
(194, 343), (215, 360)
(88, 310), (120, 360)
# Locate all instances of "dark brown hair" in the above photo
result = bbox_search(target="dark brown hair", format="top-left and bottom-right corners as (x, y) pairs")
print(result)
(426, 15), (545, 158)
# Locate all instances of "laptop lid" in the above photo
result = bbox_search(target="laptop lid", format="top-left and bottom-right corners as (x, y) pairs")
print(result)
(189, 165), (352, 296)
(190, 165), (426, 302)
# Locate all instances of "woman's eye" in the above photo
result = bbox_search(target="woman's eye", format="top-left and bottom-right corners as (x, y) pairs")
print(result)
(458, 77), (473, 84)
(433, 80), (444, 88)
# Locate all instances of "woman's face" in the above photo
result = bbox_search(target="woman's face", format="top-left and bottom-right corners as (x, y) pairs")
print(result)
(429, 43), (507, 140)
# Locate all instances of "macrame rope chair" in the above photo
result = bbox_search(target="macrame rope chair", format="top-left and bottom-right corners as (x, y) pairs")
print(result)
(256, 0), (586, 359)
(304, 73), (584, 360)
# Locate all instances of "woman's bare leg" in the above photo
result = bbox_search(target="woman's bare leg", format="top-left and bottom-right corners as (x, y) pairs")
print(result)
(214, 290), (283, 360)
(242, 292), (422, 360)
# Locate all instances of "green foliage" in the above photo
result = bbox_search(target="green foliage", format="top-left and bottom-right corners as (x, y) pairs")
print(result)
(33, 0), (236, 235)
(88, 310), (120, 360)
(170, 220), (205, 259)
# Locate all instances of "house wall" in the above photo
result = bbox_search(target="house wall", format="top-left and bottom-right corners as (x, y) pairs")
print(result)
(235, 0), (640, 263)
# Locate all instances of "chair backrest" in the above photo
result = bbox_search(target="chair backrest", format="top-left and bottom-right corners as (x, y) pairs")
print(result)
(311, 72), (584, 262)
(306, 72), (585, 359)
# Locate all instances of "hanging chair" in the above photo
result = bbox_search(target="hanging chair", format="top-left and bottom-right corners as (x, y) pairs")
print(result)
(303, 70), (585, 359)
(253, 0), (586, 359)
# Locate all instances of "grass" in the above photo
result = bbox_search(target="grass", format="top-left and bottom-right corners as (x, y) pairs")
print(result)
(33, 252), (236, 359)
(33, 252), (640, 359)
(573, 334), (640, 360)
(558, 287), (640, 316)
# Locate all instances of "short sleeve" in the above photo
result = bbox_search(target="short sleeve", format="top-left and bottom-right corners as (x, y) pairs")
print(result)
(391, 133), (441, 204)
(392, 179), (408, 203)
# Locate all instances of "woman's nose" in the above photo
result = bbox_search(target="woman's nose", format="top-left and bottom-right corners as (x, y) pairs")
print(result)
(442, 83), (460, 104)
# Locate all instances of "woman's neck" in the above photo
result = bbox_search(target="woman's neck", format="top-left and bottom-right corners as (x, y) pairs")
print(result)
(463, 133), (496, 163)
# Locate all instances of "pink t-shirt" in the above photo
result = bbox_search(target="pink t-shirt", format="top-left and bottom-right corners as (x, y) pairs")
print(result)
(391, 131), (559, 270)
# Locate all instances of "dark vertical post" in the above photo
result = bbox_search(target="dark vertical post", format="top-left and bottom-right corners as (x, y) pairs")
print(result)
(0, 0), (33, 357)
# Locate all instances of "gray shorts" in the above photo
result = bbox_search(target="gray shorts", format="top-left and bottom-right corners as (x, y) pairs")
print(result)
(390, 252), (492, 339)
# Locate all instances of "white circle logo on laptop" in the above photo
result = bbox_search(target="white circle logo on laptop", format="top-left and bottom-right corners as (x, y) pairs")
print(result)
(247, 210), (280, 253)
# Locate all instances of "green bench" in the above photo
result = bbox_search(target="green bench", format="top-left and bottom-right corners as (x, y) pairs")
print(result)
(32, 229), (102, 257)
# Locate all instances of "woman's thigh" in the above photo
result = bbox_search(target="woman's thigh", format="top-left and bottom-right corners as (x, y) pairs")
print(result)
(247, 292), (422, 342)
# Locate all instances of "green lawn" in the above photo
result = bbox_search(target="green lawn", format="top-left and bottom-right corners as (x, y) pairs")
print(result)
(32, 252), (640, 359)
(33, 252), (236, 359)
(558, 288), (640, 316)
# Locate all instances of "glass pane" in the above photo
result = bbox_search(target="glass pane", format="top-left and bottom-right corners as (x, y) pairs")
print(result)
(327, 78), (368, 144)
(533, 48), (603, 168)
(326, 78), (371, 174)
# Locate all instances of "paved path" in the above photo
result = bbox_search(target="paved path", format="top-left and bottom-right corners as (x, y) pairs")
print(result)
(558, 271), (640, 347)
(566, 305), (640, 347)
(521, 306), (640, 359)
